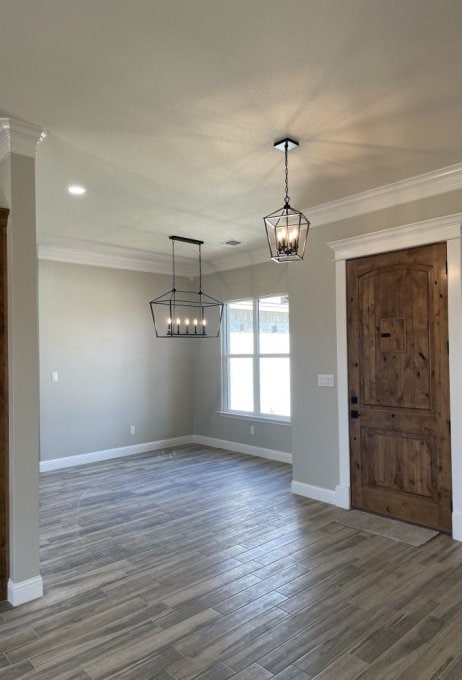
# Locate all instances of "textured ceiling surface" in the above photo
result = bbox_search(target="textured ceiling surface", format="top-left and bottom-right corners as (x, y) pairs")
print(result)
(0, 0), (461, 264)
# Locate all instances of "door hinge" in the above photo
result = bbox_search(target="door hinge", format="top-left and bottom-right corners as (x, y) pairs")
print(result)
(447, 340), (449, 354)
(350, 409), (360, 419)
(448, 420), (451, 435)
(445, 260), (448, 275)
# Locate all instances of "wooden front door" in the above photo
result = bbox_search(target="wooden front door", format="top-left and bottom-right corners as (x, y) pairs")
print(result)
(347, 242), (452, 532)
(0, 208), (9, 600)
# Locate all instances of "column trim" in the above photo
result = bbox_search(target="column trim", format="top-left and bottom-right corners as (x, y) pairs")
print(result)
(7, 576), (43, 607)
(0, 118), (46, 163)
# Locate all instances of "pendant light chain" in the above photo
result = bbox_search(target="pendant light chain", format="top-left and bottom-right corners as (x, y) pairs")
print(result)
(284, 140), (290, 206)
(198, 242), (203, 293)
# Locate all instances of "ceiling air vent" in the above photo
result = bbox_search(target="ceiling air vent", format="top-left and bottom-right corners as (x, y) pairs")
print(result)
(223, 239), (242, 246)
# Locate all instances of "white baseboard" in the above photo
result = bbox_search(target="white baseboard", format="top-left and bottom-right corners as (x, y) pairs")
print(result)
(8, 576), (43, 606)
(453, 510), (462, 542)
(40, 436), (192, 472)
(291, 480), (336, 506)
(40, 434), (292, 472)
(335, 484), (351, 509)
(192, 434), (292, 465)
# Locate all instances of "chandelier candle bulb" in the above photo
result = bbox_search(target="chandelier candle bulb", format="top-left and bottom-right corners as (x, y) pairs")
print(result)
(193, 319), (198, 334)
(167, 317), (172, 335)
(176, 318), (181, 334)
(277, 229), (287, 250)
(185, 319), (189, 334)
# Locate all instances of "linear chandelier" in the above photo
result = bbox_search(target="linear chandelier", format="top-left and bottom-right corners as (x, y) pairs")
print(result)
(263, 137), (310, 263)
(149, 236), (224, 338)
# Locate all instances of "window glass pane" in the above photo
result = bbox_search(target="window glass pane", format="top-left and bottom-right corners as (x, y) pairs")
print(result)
(258, 296), (289, 354)
(228, 300), (254, 354)
(229, 358), (254, 412)
(260, 357), (290, 417)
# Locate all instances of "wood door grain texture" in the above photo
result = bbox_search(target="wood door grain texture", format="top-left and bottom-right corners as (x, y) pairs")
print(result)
(0, 445), (461, 679)
(0, 207), (9, 602)
(347, 243), (452, 531)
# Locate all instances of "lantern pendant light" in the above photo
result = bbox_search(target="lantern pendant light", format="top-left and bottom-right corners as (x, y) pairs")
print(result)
(149, 236), (223, 338)
(263, 137), (310, 263)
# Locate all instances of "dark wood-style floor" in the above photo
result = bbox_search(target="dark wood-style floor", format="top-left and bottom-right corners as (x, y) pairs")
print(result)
(0, 445), (461, 680)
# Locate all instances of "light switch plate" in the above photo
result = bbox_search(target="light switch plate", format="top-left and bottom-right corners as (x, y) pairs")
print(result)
(318, 374), (335, 387)
(51, 371), (59, 383)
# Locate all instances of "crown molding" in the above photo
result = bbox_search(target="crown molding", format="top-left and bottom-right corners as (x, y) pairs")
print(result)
(307, 164), (462, 227)
(0, 117), (47, 163)
(37, 241), (271, 276)
(37, 244), (196, 277)
(202, 244), (270, 273)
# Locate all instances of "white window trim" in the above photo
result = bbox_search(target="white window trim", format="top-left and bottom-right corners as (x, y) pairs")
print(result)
(217, 411), (291, 425)
(221, 295), (290, 421)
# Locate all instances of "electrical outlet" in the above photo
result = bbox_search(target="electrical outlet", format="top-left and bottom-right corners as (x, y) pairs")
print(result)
(318, 374), (335, 387)
(130, 426), (135, 435)
(250, 426), (255, 435)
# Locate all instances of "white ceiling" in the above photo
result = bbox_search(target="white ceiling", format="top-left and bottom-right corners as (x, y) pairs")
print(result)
(1, 0), (461, 266)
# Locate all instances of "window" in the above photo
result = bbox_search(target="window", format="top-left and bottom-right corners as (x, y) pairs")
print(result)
(222, 295), (290, 420)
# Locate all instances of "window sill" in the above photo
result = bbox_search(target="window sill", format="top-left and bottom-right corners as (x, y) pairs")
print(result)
(217, 411), (291, 426)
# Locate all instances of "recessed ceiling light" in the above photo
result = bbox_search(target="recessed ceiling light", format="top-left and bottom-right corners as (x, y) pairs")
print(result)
(68, 185), (86, 195)
(223, 239), (242, 246)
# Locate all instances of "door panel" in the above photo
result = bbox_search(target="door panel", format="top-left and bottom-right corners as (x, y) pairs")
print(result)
(347, 243), (451, 531)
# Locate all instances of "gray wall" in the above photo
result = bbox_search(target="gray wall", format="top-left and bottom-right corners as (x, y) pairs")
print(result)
(192, 261), (292, 453)
(290, 190), (462, 490)
(39, 261), (193, 460)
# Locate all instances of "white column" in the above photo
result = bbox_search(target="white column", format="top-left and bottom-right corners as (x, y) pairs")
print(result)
(0, 117), (46, 605)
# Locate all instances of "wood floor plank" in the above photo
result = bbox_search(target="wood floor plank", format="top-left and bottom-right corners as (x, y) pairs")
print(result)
(307, 652), (368, 680)
(0, 629), (39, 656)
(350, 607), (436, 664)
(96, 645), (182, 680)
(272, 667), (311, 680)
(0, 445), (460, 680)
(0, 662), (35, 680)
(191, 661), (235, 680)
(81, 609), (221, 680)
(231, 663), (273, 679)
(6, 598), (153, 664)
(438, 655), (462, 680)
(182, 605), (289, 664)
(174, 592), (287, 658)
(351, 615), (448, 680)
